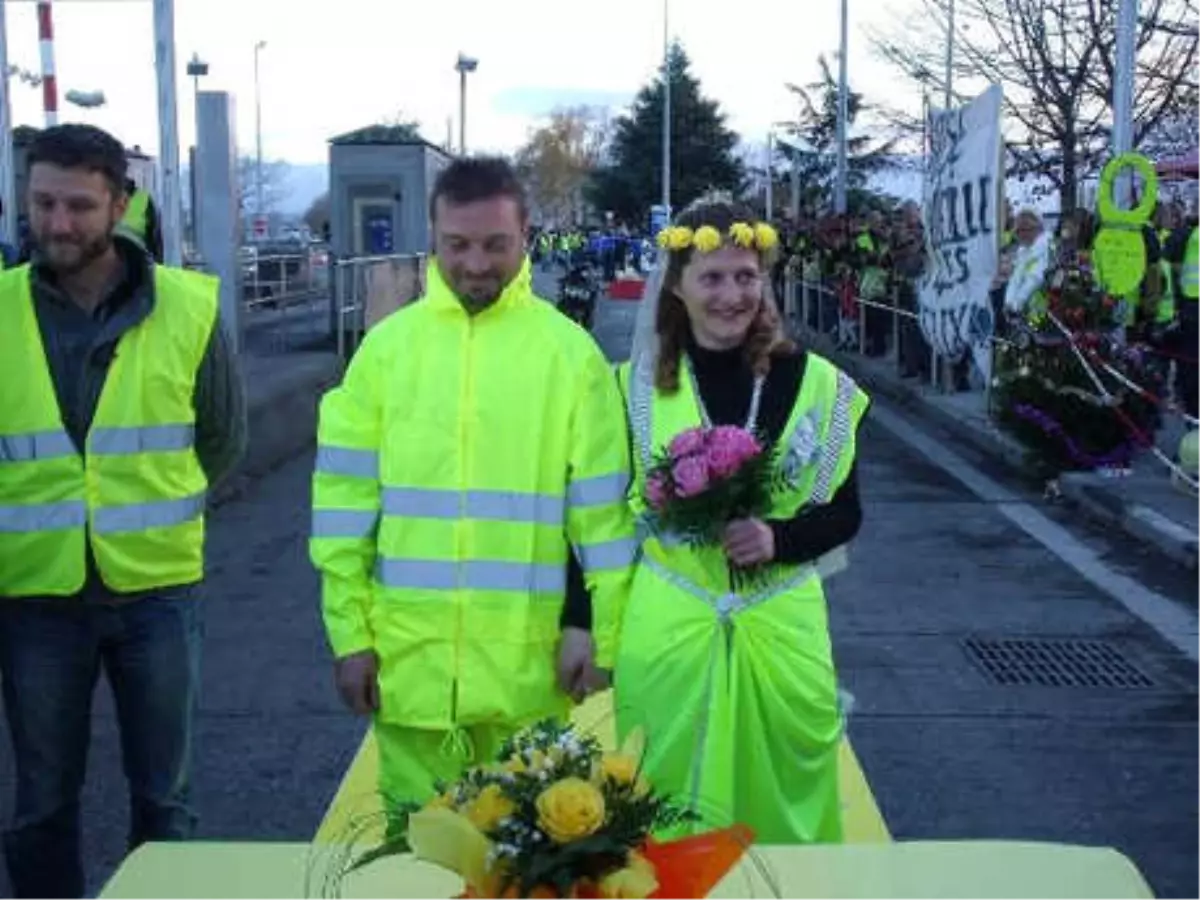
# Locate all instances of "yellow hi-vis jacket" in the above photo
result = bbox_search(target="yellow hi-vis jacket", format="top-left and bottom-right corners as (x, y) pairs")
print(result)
(0, 264), (218, 597)
(1182, 227), (1199, 300)
(310, 257), (636, 730)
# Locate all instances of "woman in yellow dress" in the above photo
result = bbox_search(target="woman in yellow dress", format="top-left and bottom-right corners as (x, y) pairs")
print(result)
(613, 198), (869, 843)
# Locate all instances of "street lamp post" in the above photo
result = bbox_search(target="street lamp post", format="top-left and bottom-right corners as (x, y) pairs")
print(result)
(254, 40), (266, 229)
(834, 0), (849, 214)
(661, 0), (671, 214)
(455, 53), (478, 156)
(186, 53), (208, 251)
(765, 130), (774, 220)
(187, 52), (209, 115)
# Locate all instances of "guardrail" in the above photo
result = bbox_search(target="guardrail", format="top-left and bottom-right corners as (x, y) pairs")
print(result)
(783, 271), (996, 417)
(333, 253), (426, 360)
(243, 252), (330, 308)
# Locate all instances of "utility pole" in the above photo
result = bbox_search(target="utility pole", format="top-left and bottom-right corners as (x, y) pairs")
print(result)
(1112, 0), (1138, 207)
(254, 39), (266, 226)
(0, 0), (16, 244)
(153, 0), (183, 265)
(944, 0), (955, 107)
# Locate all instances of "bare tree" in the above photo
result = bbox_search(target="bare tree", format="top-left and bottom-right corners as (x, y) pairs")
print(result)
(513, 106), (612, 226)
(238, 156), (291, 220)
(869, 0), (1198, 212)
(303, 192), (330, 236)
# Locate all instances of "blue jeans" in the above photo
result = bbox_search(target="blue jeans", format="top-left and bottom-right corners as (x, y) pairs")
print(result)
(0, 589), (203, 898)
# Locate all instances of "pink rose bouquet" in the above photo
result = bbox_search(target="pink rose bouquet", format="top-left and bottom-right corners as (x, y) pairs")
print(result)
(641, 426), (779, 552)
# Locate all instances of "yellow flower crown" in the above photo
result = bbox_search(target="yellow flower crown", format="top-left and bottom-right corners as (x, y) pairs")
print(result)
(655, 221), (779, 254)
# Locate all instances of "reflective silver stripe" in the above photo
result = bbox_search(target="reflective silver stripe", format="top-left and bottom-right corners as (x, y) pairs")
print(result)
(0, 500), (87, 532)
(629, 357), (655, 475)
(92, 492), (206, 534)
(0, 430), (76, 463)
(383, 488), (565, 525)
(312, 508), (378, 539)
(316, 445), (379, 479)
(576, 537), (639, 572)
(810, 372), (857, 504)
(89, 424), (194, 455)
(1182, 264), (1198, 294)
(568, 472), (629, 508)
(375, 558), (566, 593)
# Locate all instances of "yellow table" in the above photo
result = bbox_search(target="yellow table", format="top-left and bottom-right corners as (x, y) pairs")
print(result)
(100, 839), (1154, 899)
(313, 691), (891, 846)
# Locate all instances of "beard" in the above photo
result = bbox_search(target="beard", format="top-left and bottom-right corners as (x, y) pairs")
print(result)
(35, 227), (115, 276)
(447, 271), (506, 312)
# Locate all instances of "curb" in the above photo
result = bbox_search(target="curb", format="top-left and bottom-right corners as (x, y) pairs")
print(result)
(1057, 472), (1198, 570)
(210, 352), (344, 507)
(808, 334), (1197, 571)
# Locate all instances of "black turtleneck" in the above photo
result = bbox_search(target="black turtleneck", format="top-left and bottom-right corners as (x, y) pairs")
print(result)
(561, 336), (865, 631)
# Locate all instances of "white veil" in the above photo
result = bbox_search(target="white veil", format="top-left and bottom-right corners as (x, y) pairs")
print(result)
(628, 254), (667, 378)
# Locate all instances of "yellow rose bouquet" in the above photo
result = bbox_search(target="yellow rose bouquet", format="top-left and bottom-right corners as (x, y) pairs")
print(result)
(355, 720), (751, 898)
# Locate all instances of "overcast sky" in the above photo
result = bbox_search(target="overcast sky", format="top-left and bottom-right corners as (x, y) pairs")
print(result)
(3, 0), (928, 164)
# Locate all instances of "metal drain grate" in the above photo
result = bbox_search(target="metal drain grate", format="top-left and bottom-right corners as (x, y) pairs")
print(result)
(962, 638), (1156, 689)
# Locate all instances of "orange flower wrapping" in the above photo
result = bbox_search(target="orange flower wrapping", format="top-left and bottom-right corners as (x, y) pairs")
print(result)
(642, 825), (754, 898)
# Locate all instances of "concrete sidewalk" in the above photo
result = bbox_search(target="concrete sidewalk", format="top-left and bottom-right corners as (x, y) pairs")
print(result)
(809, 334), (1198, 571)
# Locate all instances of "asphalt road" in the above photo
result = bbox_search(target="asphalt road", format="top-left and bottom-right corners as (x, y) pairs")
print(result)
(0, 271), (1194, 898)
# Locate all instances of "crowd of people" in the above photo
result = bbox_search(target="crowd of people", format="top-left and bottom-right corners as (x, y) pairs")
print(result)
(778, 196), (1199, 467)
(530, 225), (654, 280)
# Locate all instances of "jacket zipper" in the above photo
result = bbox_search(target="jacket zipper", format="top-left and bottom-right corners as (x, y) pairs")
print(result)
(451, 313), (475, 726)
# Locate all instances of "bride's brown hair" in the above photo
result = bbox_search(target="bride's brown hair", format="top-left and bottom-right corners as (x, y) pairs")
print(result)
(654, 199), (795, 393)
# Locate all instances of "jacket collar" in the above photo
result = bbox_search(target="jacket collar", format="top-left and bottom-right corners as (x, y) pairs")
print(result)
(425, 256), (534, 317)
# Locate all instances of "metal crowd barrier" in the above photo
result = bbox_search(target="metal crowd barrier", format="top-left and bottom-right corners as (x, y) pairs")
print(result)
(244, 252), (330, 307)
(783, 271), (997, 418)
(333, 253), (426, 360)
(240, 250), (334, 355)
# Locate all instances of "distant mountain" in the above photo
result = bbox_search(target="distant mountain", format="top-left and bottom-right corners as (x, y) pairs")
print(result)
(279, 163), (328, 216)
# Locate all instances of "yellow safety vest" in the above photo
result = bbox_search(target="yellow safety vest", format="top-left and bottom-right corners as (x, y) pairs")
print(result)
(121, 189), (151, 241)
(1158, 258), (1176, 324)
(1182, 227), (1199, 300)
(855, 232), (888, 299)
(618, 353), (868, 594)
(310, 258), (635, 729)
(0, 264), (218, 597)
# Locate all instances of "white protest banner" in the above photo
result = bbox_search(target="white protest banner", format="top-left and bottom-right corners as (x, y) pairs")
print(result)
(919, 83), (1004, 379)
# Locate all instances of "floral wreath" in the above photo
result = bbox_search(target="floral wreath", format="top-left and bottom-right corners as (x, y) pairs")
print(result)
(656, 221), (780, 254)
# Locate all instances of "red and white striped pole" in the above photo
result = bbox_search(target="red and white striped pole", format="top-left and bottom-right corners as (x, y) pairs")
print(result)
(37, 0), (57, 127)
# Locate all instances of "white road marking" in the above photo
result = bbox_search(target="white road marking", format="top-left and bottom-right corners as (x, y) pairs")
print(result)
(871, 403), (1199, 662)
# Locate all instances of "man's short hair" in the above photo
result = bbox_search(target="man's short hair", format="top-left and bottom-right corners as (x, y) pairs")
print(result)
(430, 156), (528, 223)
(27, 124), (127, 197)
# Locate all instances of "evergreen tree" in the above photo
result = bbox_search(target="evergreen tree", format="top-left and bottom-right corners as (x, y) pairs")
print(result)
(775, 55), (895, 216)
(587, 42), (744, 225)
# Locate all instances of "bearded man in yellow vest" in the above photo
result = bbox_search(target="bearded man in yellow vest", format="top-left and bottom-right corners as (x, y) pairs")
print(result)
(310, 157), (636, 817)
(0, 124), (247, 898)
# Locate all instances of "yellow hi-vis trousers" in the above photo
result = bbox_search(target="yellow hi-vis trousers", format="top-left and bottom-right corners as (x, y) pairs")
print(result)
(374, 722), (517, 812)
